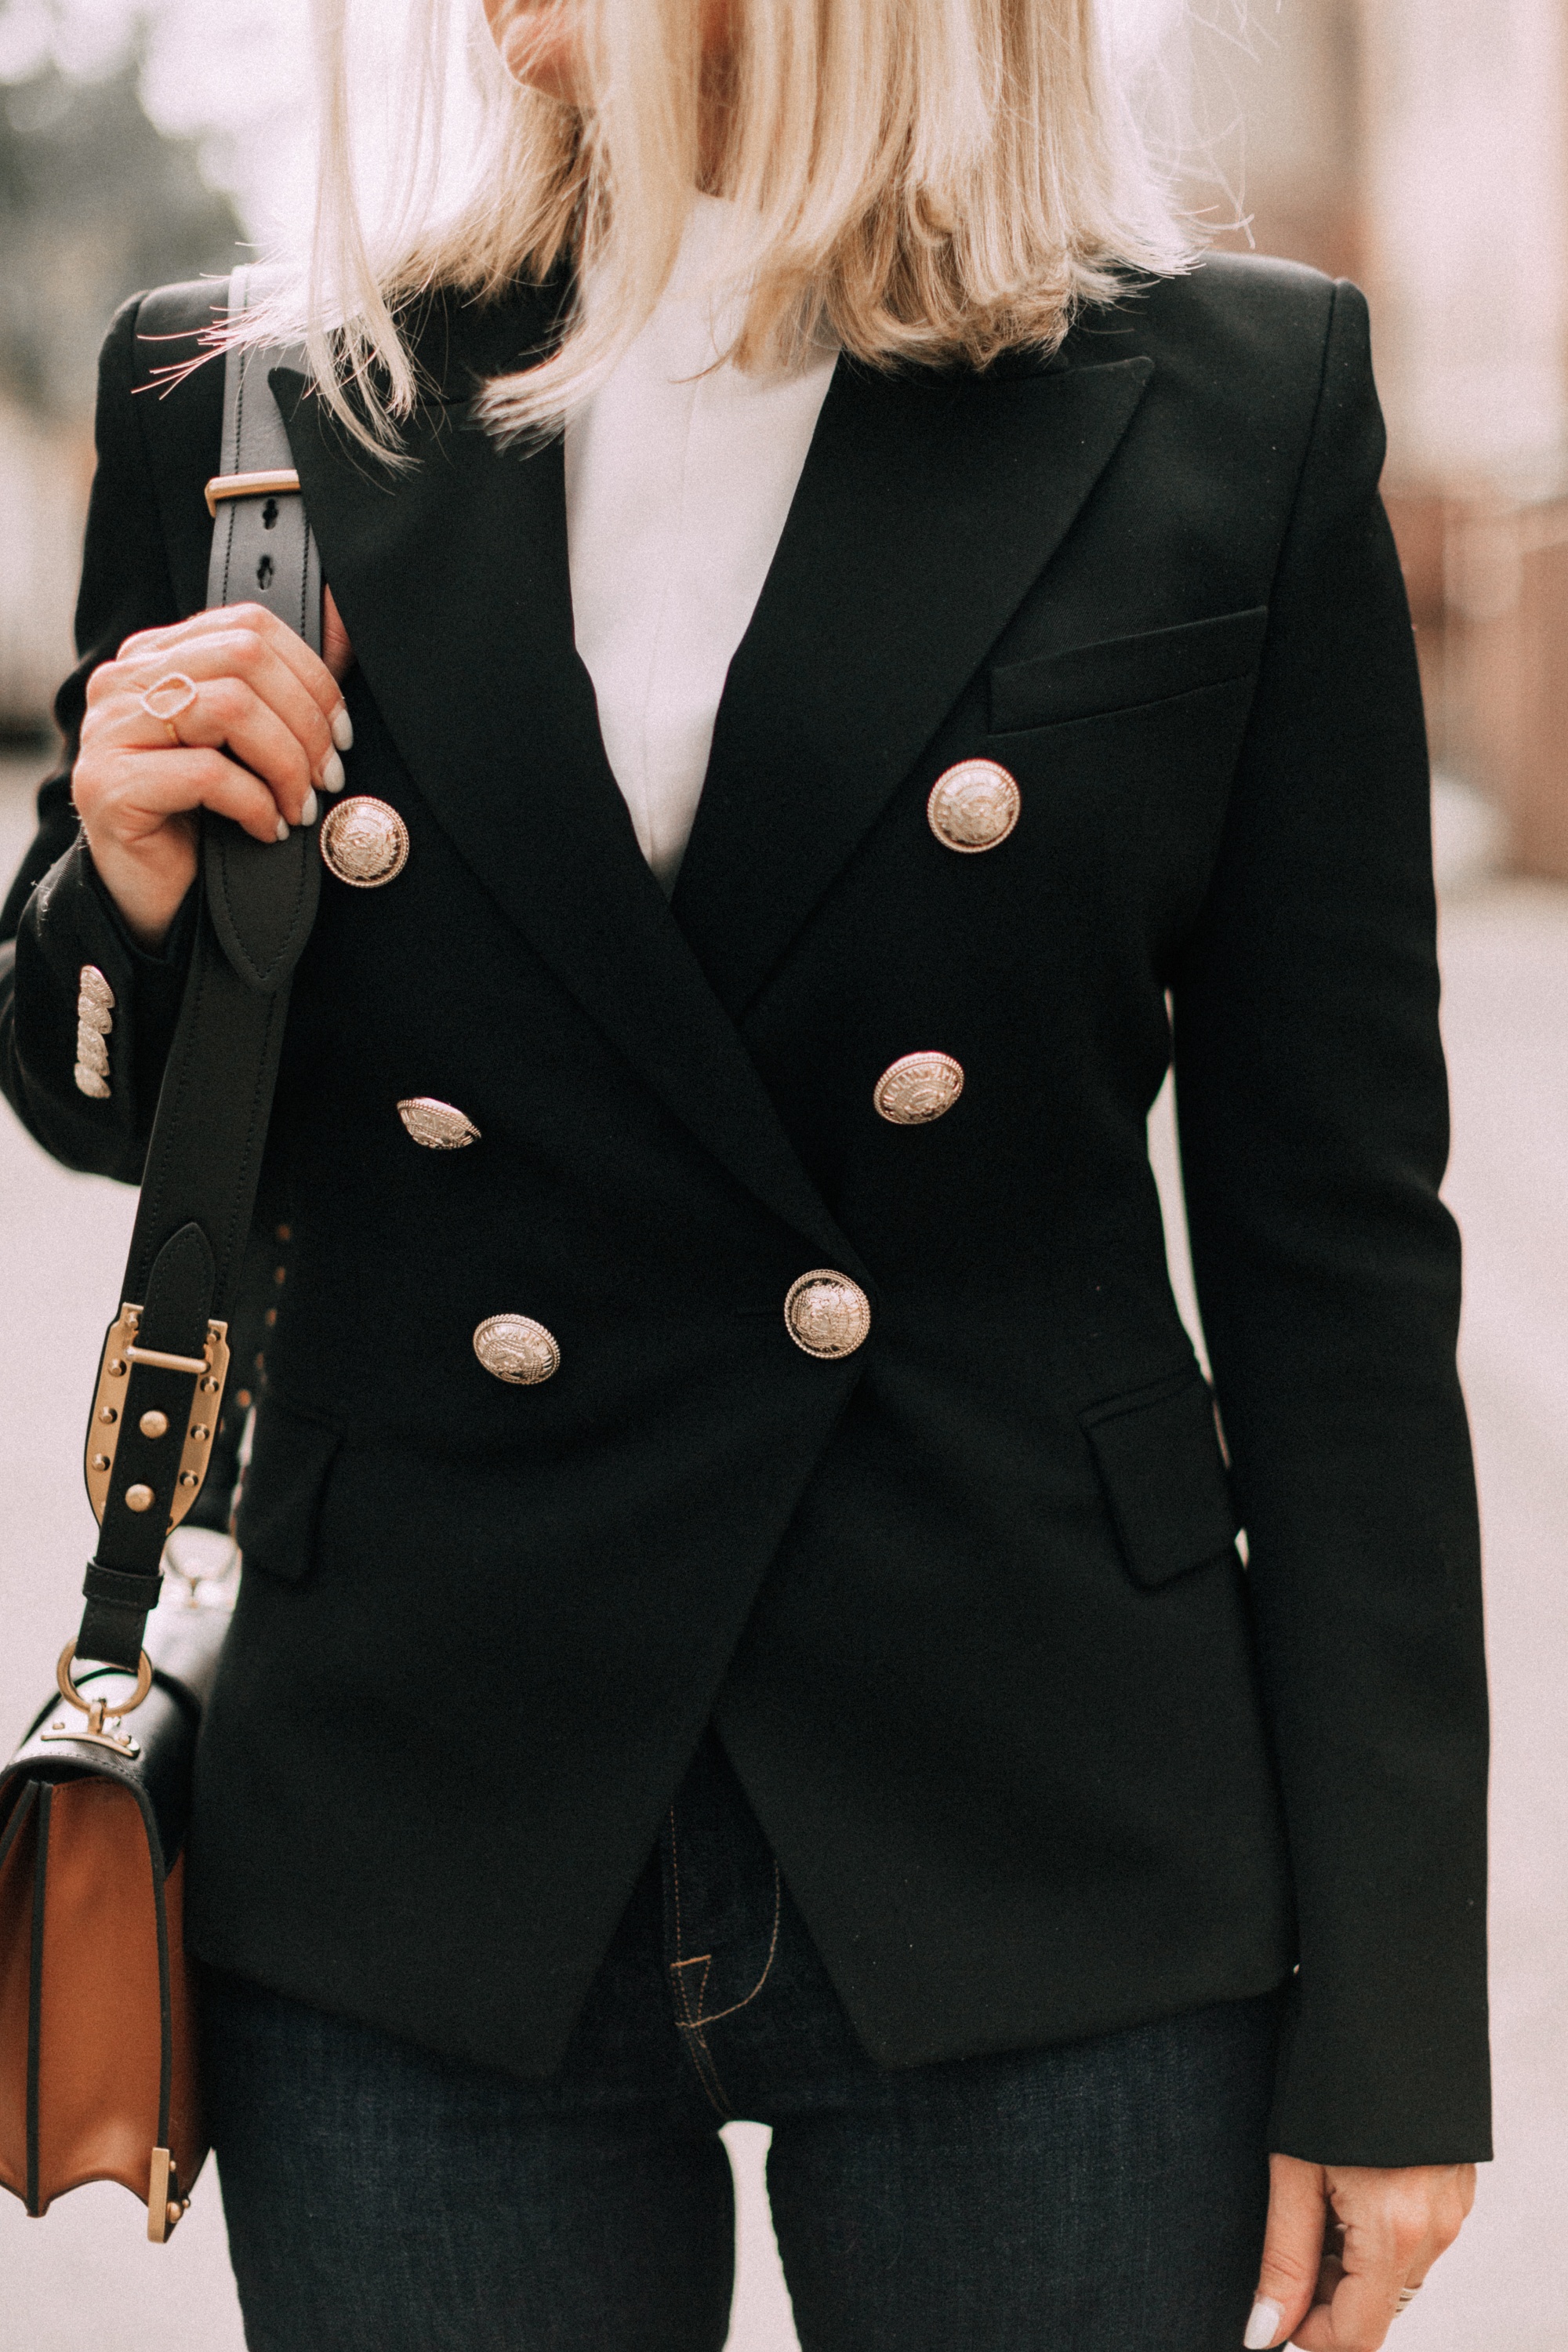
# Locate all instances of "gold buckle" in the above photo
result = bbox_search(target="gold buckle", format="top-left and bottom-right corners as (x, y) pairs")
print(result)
(147, 2146), (189, 2241)
(204, 468), (302, 518)
(40, 1643), (154, 1759)
(85, 1304), (230, 1533)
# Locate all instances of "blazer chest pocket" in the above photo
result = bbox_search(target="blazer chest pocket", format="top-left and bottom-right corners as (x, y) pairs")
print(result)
(234, 1397), (342, 1584)
(989, 606), (1269, 735)
(1080, 1370), (1240, 1589)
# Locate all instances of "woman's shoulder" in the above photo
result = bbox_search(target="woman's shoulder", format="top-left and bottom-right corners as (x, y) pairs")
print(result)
(1063, 252), (1369, 463)
(1082, 251), (1349, 372)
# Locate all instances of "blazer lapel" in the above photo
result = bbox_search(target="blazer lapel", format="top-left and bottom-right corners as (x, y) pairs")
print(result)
(670, 353), (1153, 1015)
(271, 339), (855, 1269)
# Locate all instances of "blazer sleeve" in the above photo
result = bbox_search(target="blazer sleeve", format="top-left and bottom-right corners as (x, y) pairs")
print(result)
(1171, 281), (1490, 2165)
(0, 293), (197, 1182)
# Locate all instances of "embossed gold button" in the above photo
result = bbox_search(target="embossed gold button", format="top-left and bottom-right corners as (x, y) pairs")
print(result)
(139, 1410), (169, 1439)
(873, 1051), (964, 1126)
(927, 760), (1021, 853)
(398, 1097), (481, 1150)
(474, 1314), (561, 1385)
(784, 1271), (872, 1360)
(77, 999), (113, 1036)
(74, 1065), (111, 1099)
(78, 965), (114, 1011)
(320, 796), (410, 888)
(125, 1484), (155, 1514)
(76, 1028), (109, 1075)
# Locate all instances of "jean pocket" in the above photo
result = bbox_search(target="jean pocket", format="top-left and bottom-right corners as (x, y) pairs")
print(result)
(1080, 1370), (1240, 1589)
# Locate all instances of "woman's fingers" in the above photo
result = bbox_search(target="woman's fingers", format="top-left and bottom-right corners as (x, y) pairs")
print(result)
(117, 601), (350, 760)
(94, 677), (318, 829)
(89, 744), (303, 848)
(1247, 2155), (1327, 2346)
(114, 638), (339, 805)
(1250, 2160), (1475, 2352)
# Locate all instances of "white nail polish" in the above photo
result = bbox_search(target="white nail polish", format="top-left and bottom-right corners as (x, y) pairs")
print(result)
(300, 788), (319, 826)
(1243, 2299), (1283, 2350)
(274, 816), (290, 843)
(322, 750), (346, 793)
(331, 706), (354, 753)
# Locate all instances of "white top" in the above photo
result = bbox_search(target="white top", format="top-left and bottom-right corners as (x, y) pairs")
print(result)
(564, 198), (838, 891)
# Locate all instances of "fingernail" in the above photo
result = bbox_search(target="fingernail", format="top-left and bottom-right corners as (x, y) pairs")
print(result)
(274, 815), (290, 843)
(321, 750), (346, 793)
(299, 787), (319, 826)
(1243, 2300), (1283, 2350)
(331, 706), (354, 752)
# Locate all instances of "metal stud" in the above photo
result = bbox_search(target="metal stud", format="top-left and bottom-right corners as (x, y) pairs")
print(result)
(320, 796), (410, 888)
(927, 760), (1021, 853)
(873, 1051), (965, 1126)
(397, 1097), (481, 1150)
(139, 1411), (169, 1439)
(783, 1271), (872, 1360)
(473, 1314), (561, 1385)
(125, 1484), (155, 1514)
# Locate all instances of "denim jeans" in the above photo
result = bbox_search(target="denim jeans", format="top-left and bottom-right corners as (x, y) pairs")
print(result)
(204, 1731), (1278, 2352)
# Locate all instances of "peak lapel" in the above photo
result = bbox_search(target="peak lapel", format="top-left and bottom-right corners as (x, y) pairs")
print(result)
(270, 352), (852, 1268)
(670, 354), (1153, 1014)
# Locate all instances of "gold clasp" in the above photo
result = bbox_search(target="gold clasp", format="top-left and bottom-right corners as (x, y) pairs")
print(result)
(147, 2146), (189, 2241)
(85, 1305), (230, 1533)
(40, 1643), (154, 1759)
(204, 467), (302, 518)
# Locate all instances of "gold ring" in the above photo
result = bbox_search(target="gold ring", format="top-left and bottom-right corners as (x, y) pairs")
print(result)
(1396, 2285), (1422, 2310)
(140, 671), (199, 748)
(56, 1640), (154, 1719)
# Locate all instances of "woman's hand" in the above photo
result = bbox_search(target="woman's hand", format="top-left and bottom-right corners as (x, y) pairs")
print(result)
(1247, 2154), (1475, 2350)
(73, 591), (355, 954)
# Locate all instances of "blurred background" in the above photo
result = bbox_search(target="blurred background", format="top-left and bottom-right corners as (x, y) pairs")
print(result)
(2, 2), (1566, 2347)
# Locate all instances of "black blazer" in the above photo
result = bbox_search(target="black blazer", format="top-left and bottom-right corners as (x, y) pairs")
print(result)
(0, 253), (1490, 2165)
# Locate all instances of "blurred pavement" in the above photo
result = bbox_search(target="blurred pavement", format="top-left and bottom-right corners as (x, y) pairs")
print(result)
(1, 756), (1565, 2349)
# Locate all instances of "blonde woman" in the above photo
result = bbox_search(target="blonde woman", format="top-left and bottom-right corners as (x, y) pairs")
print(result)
(0, 2), (1486, 2346)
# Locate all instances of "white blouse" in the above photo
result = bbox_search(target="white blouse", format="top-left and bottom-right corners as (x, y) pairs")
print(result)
(564, 198), (838, 892)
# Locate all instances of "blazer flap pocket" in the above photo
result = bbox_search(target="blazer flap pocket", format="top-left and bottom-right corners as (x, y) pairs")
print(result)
(990, 606), (1270, 734)
(234, 1398), (341, 1583)
(1080, 1371), (1239, 1589)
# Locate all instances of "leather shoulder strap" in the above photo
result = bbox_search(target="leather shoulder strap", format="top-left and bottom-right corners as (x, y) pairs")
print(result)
(77, 268), (325, 1671)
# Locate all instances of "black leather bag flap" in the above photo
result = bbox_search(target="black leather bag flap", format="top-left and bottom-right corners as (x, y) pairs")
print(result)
(1080, 1370), (1240, 1589)
(989, 606), (1269, 734)
(235, 1399), (341, 1583)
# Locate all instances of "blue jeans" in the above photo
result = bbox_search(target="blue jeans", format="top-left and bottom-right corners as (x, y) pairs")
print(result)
(204, 1733), (1278, 2351)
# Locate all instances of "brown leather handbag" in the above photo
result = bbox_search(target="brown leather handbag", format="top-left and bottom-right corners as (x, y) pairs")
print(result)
(0, 269), (322, 2240)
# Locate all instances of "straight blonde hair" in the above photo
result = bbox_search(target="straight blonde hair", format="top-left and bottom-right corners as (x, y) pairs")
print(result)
(238, 0), (1190, 454)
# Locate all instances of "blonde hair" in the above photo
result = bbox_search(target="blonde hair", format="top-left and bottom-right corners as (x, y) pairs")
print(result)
(240, 0), (1189, 454)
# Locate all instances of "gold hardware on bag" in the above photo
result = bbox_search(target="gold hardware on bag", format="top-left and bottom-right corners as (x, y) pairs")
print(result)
(84, 1307), (230, 1532)
(147, 2147), (189, 2241)
(40, 1645), (155, 1759)
(203, 468), (302, 518)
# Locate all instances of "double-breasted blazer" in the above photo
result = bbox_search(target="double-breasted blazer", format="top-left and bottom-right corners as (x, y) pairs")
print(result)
(0, 251), (1490, 2165)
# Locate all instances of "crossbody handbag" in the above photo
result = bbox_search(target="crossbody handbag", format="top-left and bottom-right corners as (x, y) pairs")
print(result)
(0, 268), (324, 2240)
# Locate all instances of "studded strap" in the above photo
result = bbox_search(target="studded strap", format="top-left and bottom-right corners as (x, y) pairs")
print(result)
(77, 270), (325, 1671)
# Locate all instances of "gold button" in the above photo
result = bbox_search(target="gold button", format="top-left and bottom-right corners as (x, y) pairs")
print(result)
(927, 760), (1021, 852)
(75, 1028), (110, 1075)
(77, 999), (113, 1036)
(125, 1484), (155, 1514)
(873, 1051), (964, 1126)
(398, 1097), (481, 1150)
(320, 796), (410, 887)
(784, 1271), (872, 1360)
(139, 1410), (169, 1439)
(74, 1065), (111, 1100)
(474, 1314), (561, 1385)
(78, 964), (115, 1012)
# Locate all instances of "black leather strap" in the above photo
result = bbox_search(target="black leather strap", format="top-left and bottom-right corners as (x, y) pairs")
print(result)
(78, 268), (324, 1670)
